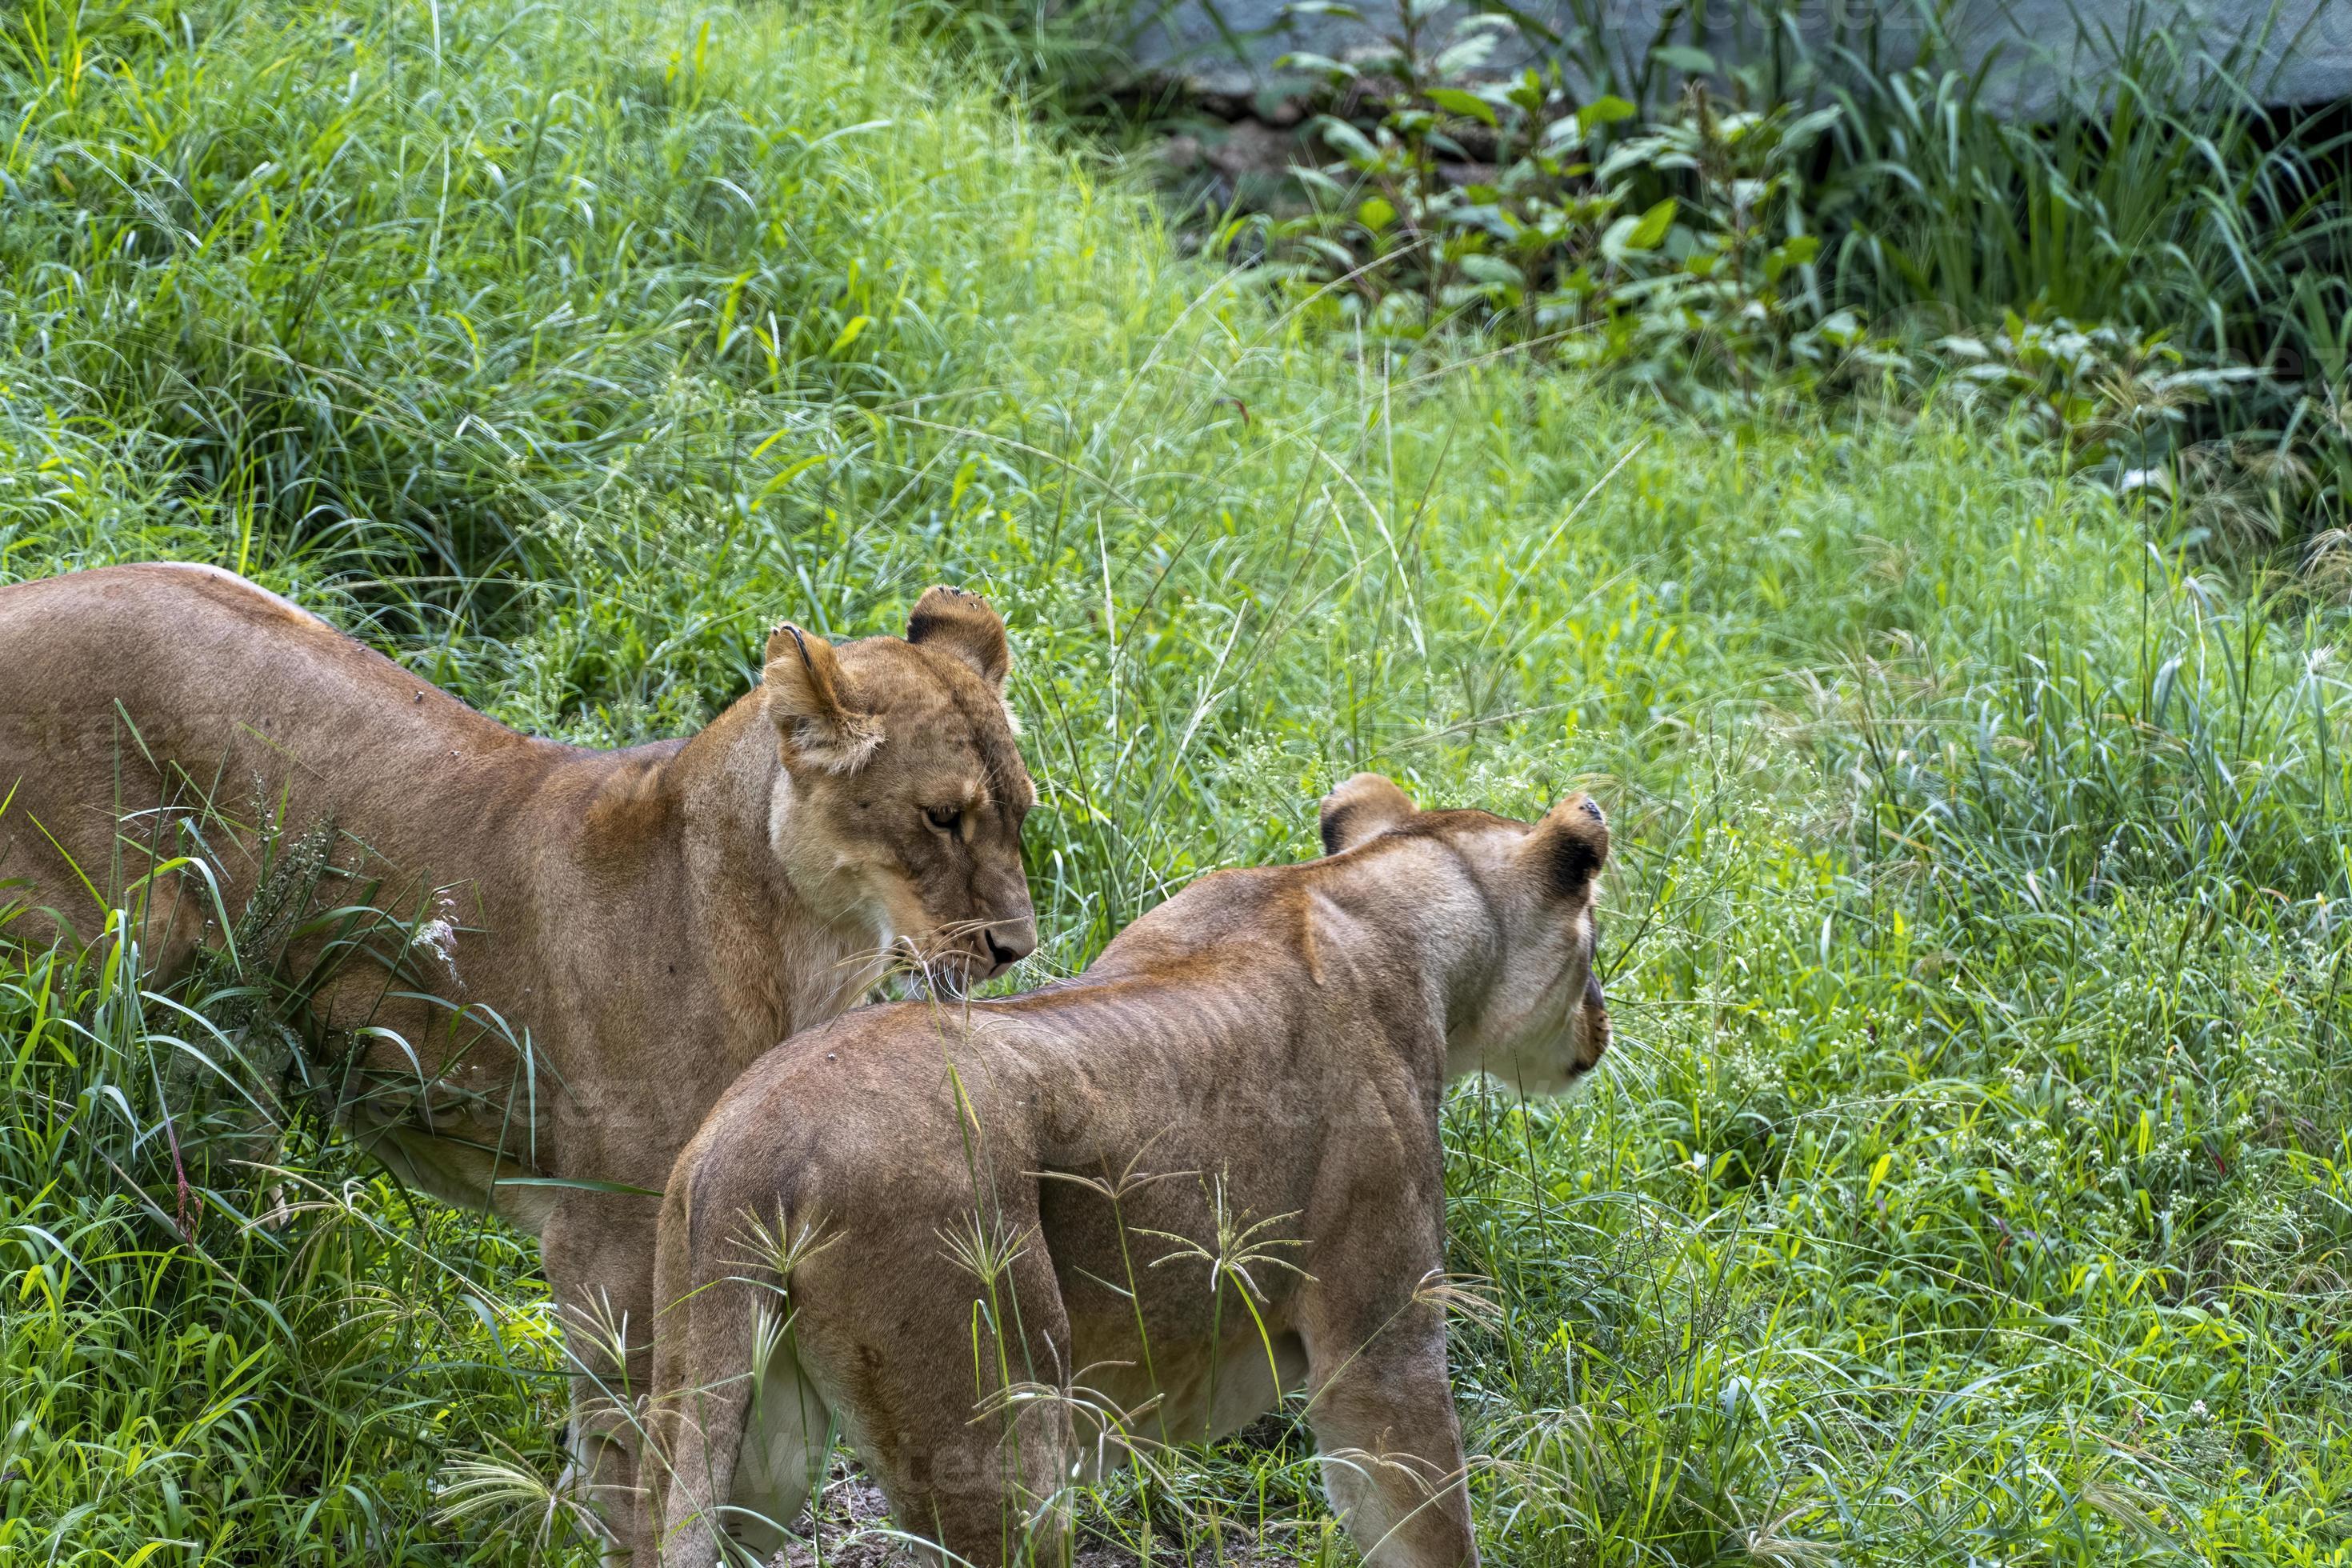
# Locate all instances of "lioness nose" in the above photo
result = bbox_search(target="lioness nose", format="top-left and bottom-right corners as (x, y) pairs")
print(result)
(983, 926), (1035, 974)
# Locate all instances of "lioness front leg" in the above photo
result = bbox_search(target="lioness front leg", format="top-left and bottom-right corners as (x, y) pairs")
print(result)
(541, 1191), (659, 1562)
(1302, 1305), (1478, 1568)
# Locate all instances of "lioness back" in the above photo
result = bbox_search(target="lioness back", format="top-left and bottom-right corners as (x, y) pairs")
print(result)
(0, 562), (577, 959)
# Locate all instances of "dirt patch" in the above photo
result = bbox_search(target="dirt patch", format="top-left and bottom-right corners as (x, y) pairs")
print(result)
(770, 1460), (1318, 1566)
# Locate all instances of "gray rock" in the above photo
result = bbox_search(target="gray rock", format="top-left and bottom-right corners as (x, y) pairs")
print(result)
(1123, 0), (2352, 116)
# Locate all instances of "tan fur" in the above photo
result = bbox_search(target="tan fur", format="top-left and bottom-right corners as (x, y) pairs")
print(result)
(638, 774), (1611, 1568)
(0, 564), (1038, 1549)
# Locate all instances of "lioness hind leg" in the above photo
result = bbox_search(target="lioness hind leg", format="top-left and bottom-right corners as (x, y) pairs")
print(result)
(794, 1244), (1076, 1566)
(1302, 1318), (1478, 1568)
(634, 1344), (830, 1567)
(638, 1278), (758, 1568)
(725, 1348), (831, 1560)
(841, 1374), (1077, 1566)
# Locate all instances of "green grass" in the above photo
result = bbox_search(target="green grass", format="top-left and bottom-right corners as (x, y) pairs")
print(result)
(2, 0), (2350, 1562)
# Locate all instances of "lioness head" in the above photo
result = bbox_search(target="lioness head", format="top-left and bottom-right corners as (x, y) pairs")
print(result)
(1318, 772), (1611, 1093)
(762, 586), (1037, 992)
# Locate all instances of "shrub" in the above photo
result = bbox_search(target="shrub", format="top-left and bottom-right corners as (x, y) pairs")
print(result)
(1252, 0), (2352, 543)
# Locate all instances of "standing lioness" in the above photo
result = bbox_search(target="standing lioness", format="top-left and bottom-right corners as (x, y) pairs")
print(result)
(0, 562), (1038, 1542)
(640, 774), (1610, 1568)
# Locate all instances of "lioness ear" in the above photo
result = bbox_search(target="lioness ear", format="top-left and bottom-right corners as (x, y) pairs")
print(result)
(763, 623), (880, 772)
(906, 585), (1010, 690)
(1318, 772), (1416, 856)
(1527, 793), (1610, 899)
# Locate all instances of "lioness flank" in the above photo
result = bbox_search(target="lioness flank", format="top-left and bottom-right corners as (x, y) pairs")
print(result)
(0, 563), (1038, 1548)
(638, 773), (1611, 1568)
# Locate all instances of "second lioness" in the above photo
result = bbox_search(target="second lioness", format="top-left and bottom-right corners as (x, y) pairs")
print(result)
(639, 773), (1612, 1568)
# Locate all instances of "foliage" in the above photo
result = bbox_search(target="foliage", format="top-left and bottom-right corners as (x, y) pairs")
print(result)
(0, 926), (573, 1565)
(1270, 2), (1858, 396)
(1252, 0), (2352, 542)
(3, 0), (2352, 1563)
(1814, 10), (2352, 542)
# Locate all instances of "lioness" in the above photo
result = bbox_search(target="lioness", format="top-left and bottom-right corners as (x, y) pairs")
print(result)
(0, 562), (1037, 1542)
(638, 773), (1610, 1567)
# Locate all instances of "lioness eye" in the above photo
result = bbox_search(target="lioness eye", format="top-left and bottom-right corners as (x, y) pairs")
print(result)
(924, 805), (962, 834)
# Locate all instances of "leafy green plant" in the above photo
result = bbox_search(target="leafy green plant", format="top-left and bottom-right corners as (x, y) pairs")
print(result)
(1246, 0), (2351, 545)
(1266, 2), (1857, 398)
